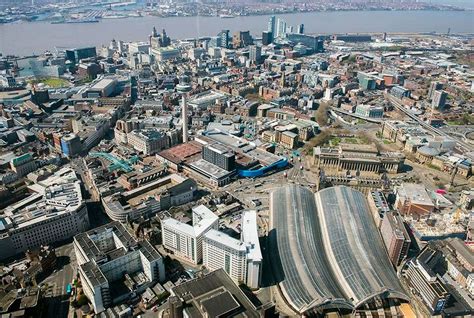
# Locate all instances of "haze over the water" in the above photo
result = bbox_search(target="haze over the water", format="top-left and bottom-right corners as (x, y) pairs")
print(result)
(0, 10), (473, 56)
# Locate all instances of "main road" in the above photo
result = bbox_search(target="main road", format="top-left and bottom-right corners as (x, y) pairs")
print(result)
(386, 94), (474, 153)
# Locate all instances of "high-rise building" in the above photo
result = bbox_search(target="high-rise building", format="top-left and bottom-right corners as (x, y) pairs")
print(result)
(428, 81), (443, 100)
(202, 143), (235, 171)
(61, 133), (82, 157)
(203, 230), (247, 283)
(249, 45), (262, 64)
(432, 90), (447, 109)
(268, 15), (276, 41)
(161, 205), (218, 264)
(380, 212), (411, 266)
(297, 24), (305, 34)
(262, 31), (272, 45)
(203, 211), (262, 288)
(276, 18), (287, 38)
(232, 31), (253, 48)
(219, 29), (230, 48)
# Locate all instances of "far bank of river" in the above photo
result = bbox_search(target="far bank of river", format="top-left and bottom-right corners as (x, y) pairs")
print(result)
(0, 10), (473, 55)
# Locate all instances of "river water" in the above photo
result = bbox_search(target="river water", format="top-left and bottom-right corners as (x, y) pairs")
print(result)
(0, 10), (473, 56)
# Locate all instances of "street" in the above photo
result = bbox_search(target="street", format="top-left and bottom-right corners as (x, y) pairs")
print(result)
(41, 243), (76, 318)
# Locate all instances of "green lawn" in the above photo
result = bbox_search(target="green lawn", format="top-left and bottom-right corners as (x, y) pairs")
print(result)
(29, 77), (70, 88)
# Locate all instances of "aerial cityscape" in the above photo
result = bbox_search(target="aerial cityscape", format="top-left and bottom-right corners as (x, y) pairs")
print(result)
(0, 0), (473, 317)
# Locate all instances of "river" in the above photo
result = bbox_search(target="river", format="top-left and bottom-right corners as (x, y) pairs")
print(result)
(0, 10), (473, 56)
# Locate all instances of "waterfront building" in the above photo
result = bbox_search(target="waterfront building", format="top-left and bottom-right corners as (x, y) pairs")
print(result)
(267, 16), (276, 41)
(65, 47), (97, 64)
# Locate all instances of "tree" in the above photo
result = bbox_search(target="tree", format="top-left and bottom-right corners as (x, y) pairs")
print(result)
(315, 102), (330, 127)
(76, 294), (89, 307)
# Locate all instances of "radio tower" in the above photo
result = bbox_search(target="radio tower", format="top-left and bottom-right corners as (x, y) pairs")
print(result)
(177, 75), (192, 142)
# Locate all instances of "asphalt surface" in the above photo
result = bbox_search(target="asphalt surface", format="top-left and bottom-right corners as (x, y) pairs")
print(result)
(41, 242), (76, 318)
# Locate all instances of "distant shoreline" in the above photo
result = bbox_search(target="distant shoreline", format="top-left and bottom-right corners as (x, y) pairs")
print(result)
(1, 10), (472, 56)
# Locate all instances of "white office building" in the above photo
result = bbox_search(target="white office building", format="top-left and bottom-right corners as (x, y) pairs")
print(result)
(203, 230), (247, 282)
(74, 222), (165, 313)
(203, 211), (262, 288)
(161, 205), (218, 264)
(0, 167), (89, 259)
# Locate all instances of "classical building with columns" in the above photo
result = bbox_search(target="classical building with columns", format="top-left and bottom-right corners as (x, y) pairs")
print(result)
(313, 143), (405, 174)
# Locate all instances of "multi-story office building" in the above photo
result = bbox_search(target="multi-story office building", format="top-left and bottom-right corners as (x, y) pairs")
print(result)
(355, 104), (384, 118)
(0, 167), (89, 259)
(395, 183), (435, 217)
(405, 246), (450, 314)
(126, 129), (169, 155)
(203, 230), (247, 283)
(203, 211), (262, 288)
(276, 18), (287, 38)
(249, 45), (262, 64)
(391, 85), (411, 99)
(202, 143), (235, 171)
(428, 81), (443, 100)
(161, 205), (218, 264)
(232, 31), (253, 48)
(102, 174), (196, 222)
(74, 222), (165, 313)
(61, 133), (82, 157)
(380, 212), (411, 266)
(432, 90), (447, 109)
(268, 15), (276, 40)
(219, 29), (230, 48)
(262, 31), (272, 45)
(10, 153), (37, 177)
(286, 34), (324, 53)
(65, 47), (97, 64)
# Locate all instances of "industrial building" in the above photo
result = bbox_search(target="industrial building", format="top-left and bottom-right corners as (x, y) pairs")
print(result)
(269, 185), (409, 315)
(74, 222), (165, 313)
(161, 205), (218, 264)
(0, 167), (89, 259)
(203, 211), (262, 288)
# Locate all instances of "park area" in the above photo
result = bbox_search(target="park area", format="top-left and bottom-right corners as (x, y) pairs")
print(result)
(28, 77), (71, 88)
